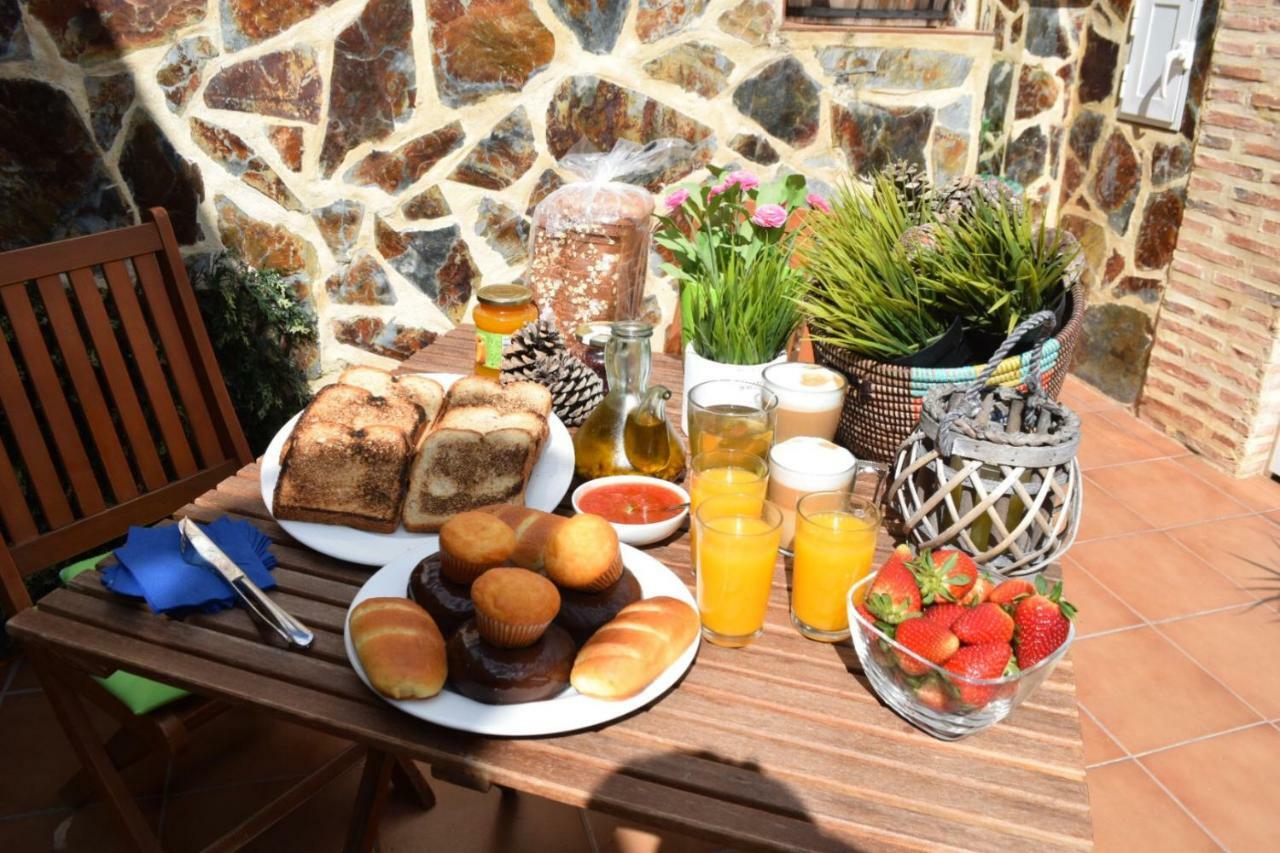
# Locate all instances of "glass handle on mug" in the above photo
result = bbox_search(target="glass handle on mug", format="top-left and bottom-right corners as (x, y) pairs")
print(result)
(851, 461), (889, 508)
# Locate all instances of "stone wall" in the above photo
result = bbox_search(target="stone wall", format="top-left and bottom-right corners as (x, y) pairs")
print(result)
(978, 0), (1091, 220)
(1140, 0), (1280, 477)
(1, 0), (997, 375)
(1054, 0), (1219, 404)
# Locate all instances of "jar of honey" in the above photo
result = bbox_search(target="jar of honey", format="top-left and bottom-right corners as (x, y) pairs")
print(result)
(473, 284), (537, 378)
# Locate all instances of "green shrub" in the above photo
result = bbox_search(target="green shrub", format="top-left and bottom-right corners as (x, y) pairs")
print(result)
(192, 253), (317, 454)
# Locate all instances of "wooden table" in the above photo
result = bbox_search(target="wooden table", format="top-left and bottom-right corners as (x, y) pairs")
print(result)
(9, 326), (1093, 851)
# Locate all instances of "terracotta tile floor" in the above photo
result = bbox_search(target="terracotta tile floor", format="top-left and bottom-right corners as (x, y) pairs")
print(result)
(1059, 377), (1280, 852)
(1, 376), (1278, 852)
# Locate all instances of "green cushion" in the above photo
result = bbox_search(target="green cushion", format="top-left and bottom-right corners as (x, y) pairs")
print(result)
(58, 552), (192, 716)
(94, 671), (191, 716)
(59, 553), (110, 585)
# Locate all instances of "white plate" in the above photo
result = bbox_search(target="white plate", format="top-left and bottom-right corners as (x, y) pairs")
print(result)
(344, 544), (700, 736)
(261, 373), (574, 566)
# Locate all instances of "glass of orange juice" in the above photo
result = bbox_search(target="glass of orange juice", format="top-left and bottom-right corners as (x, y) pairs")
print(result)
(790, 491), (882, 642)
(690, 449), (768, 512)
(694, 494), (783, 648)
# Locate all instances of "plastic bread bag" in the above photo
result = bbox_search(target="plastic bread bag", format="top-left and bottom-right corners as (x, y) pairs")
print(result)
(527, 139), (690, 353)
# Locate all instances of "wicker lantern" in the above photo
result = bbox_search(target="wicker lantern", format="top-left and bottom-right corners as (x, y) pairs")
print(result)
(886, 312), (1082, 577)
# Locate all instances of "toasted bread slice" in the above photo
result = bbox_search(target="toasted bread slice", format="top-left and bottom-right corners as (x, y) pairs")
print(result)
(295, 383), (427, 447)
(434, 405), (548, 447)
(338, 366), (397, 397)
(339, 367), (444, 425)
(273, 422), (412, 533)
(445, 375), (552, 420)
(391, 374), (445, 424)
(402, 428), (539, 532)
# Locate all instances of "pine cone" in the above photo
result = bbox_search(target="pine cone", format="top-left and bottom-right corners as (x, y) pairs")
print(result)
(899, 224), (940, 261)
(879, 160), (932, 220)
(1045, 227), (1086, 288)
(501, 319), (566, 380)
(536, 353), (605, 427)
(933, 175), (1022, 223)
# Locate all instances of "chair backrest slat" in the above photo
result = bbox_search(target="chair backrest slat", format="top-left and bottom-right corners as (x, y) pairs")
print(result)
(65, 267), (169, 492)
(0, 331), (75, 528)
(0, 285), (107, 516)
(0, 441), (38, 544)
(150, 208), (253, 465)
(0, 224), (163, 288)
(0, 208), (253, 615)
(131, 252), (223, 467)
(35, 274), (140, 504)
(99, 258), (199, 479)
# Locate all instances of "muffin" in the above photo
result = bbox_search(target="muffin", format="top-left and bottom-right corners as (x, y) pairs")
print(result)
(544, 513), (623, 593)
(471, 568), (561, 648)
(439, 512), (517, 584)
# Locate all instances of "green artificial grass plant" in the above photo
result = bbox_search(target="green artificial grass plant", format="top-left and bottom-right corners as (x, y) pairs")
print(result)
(914, 193), (1077, 337)
(794, 175), (951, 361)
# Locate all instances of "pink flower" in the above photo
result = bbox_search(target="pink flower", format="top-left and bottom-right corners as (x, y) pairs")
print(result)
(708, 181), (730, 198)
(665, 188), (690, 209)
(751, 203), (788, 228)
(727, 170), (760, 191)
(806, 193), (831, 213)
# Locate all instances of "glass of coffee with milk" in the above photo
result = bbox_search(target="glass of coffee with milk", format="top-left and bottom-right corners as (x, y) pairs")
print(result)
(762, 363), (847, 444)
(767, 437), (886, 553)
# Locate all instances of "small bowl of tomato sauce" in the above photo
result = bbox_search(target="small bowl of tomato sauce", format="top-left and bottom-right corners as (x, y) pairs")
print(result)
(571, 476), (689, 546)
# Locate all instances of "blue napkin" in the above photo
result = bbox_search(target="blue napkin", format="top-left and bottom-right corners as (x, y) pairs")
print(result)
(101, 518), (277, 615)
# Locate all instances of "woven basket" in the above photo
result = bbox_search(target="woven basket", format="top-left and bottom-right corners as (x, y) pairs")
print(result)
(812, 282), (1086, 463)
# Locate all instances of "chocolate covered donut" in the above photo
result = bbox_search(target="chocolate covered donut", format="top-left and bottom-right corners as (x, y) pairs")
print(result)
(554, 567), (642, 646)
(407, 554), (474, 638)
(446, 621), (575, 705)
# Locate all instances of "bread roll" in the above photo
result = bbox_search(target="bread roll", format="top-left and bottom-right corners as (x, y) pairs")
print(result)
(570, 597), (699, 701)
(349, 598), (447, 699)
(476, 504), (567, 571)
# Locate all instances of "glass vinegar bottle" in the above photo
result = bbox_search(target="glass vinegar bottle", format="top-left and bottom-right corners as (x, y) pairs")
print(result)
(573, 321), (685, 481)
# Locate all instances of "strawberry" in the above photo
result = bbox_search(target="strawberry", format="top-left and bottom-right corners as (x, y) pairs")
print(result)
(988, 578), (1036, 609)
(1013, 577), (1077, 668)
(923, 602), (967, 629)
(909, 549), (977, 604)
(959, 573), (992, 605)
(943, 642), (1012, 707)
(952, 602), (1015, 645)
(854, 602), (876, 625)
(913, 676), (950, 713)
(894, 617), (959, 675)
(864, 544), (922, 625)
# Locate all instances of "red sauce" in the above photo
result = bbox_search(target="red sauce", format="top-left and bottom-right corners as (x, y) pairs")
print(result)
(579, 483), (684, 524)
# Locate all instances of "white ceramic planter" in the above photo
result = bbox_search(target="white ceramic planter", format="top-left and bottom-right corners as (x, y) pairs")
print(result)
(682, 343), (786, 432)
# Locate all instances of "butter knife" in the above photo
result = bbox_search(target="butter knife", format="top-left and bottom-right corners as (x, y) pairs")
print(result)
(178, 518), (314, 649)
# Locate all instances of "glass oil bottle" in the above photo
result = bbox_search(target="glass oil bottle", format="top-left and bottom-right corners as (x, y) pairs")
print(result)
(573, 321), (685, 481)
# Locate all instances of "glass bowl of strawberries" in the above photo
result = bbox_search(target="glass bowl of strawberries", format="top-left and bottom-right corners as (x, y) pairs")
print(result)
(846, 545), (1076, 740)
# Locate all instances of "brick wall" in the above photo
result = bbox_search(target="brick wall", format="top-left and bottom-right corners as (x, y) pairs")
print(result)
(1141, 0), (1280, 477)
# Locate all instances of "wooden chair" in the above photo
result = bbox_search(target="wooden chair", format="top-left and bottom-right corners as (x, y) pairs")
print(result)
(0, 208), (430, 851)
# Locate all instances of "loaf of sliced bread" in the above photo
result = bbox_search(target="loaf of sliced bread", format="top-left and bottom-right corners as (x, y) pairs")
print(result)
(402, 428), (539, 532)
(434, 405), (548, 447)
(294, 384), (427, 448)
(444, 376), (552, 420)
(339, 367), (444, 426)
(274, 422), (412, 533)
